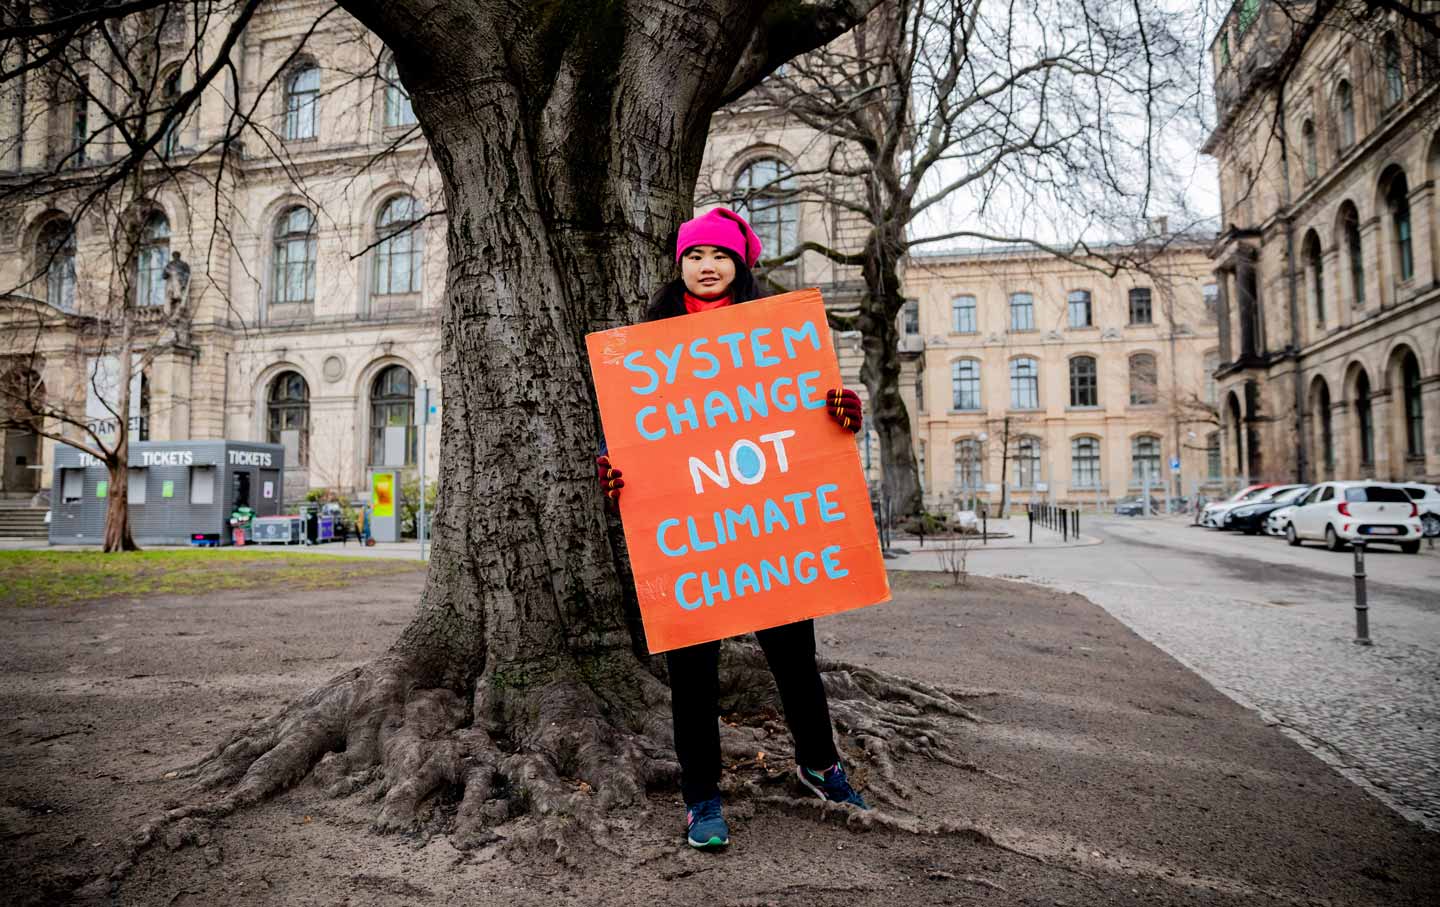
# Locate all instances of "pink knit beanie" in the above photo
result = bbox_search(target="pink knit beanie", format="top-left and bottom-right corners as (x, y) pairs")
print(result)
(675, 208), (763, 267)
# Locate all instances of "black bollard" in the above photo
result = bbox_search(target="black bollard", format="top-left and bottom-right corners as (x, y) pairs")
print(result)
(1354, 542), (1371, 645)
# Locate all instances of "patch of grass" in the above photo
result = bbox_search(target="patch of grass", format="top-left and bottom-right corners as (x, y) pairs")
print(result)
(0, 549), (423, 608)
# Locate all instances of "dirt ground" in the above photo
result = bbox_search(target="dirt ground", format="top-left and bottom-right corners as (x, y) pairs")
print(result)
(1, 566), (1435, 906)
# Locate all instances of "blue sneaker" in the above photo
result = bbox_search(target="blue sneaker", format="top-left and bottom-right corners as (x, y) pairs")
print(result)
(685, 796), (730, 849)
(797, 762), (868, 809)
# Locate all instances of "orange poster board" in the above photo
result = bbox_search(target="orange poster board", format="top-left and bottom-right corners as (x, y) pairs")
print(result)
(586, 288), (890, 653)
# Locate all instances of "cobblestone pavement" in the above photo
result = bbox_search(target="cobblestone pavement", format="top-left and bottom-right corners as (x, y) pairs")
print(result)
(889, 516), (1440, 831)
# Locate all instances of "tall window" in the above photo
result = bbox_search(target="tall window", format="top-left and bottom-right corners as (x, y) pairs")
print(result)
(1302, 119), (1317, 180)
(901, 299), (920, 336)
(1383, 33), (1404, 107)
(1206, 432), (1221, 480)
(373, 195), (424, 297)
(1402, 352), (1424, 459)
(732, 158), (797, 255)
(1203, 350), (1220, 405)
(914, 364), (925, 412)
(954, 439), (983, 489)
(382, 58), (416, 127)
(1131, 435), (1161, 485)
(1318, 380), (1334, 474)
(1009, 292), (1034, 331)
(1071, 437), (1100, 489)
(1337, 80), (1355, 149)
(918, 441), (927, 493)
(951, 295), (976, 333)
(134, 212), (169, 307)
(1067, 289), (1092, 328)
(1303, 231), (1324, 326)
(271, 206), (317, 305)
(161, 68), (182, 157)
(1356, 370), (1374, 467)
(1341, 203), (1365, 306)
(952, 359), (981, 410)
(1129, 353), (1158, 405)
(1128, 287), (1152, 325)
(1015, 437), (1040, 488)
(1010, 357), (1039, 409)
(39, 219), (77, 312)
(1068, 356), (1097, 407)
(70, 78), (88, 165)
(1203, 283), (1218, 321)
(284, 65), (320, 140)
(370, 364), (416, 465)
(1385, 170), (1414, 283)
(267, 371), (310, 465)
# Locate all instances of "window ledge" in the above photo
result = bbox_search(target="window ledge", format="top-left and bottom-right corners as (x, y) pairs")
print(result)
(948, 409), (984, 415)
(1008, 407), (1042, 414)
(1068, 324), (1098, 331)
(1065, 405), (1103, 412)
(1008, 328), (1038, 334)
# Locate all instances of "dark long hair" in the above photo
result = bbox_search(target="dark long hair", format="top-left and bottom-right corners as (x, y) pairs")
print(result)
(643, 249), (766, 322)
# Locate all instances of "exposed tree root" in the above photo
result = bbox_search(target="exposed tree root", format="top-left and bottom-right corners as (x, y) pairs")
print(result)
(121, 637), (998, 881)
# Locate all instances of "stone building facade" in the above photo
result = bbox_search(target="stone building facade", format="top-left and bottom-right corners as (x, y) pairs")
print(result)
(1203, 0), (1440, 485)
(899, 242), (1222, 510)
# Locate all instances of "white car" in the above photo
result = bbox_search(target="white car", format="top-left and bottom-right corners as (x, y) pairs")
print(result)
(1284, 481), (1424, 553)
(1397, 484), (1440, 538)
(1266, 504), (1297, 536)
(1200, 484), (1276, 528)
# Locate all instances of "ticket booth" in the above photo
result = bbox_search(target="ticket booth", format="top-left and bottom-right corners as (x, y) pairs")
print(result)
(49, 441), (285, 546)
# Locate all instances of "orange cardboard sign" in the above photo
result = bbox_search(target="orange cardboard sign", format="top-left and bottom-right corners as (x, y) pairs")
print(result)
(586, 289), (890, 653)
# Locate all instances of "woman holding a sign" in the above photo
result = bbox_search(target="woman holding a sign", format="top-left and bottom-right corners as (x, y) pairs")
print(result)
(595, 208), (867, 850)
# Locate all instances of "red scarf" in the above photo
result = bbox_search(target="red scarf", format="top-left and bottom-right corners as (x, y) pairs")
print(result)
(684, 291), (733, 314)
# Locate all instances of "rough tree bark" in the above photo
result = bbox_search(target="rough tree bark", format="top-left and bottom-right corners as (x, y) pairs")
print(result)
(132, 0), (986, 867)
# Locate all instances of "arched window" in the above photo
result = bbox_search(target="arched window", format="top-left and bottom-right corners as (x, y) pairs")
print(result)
(373, 195), (424, 297)
(951, 295), (976, 333)
(1384, 170), (1414, 283)
(382, 58), (416, 128)
(284, 65), (320, 140)
(1302, 119), (1317, 180)
(1383, 32), (1404, 107)
(732, 158), (797, 255)
(160, 67), (182, 157)
(267, 371), (310, 465)
(1010, 357), (1039, 409)
(954, 438), (983, 489)
(1129, 353), (1157, 405)
(1009, 292), (1034, 331)
(1341, 202), (1365, 306)
(951, 359), (980, 410)
(1067, 289), (1092, 328)
(370, 364), (416, 465)
(134, 212), (169, 307)
(1317, 380), (1334, 474)
(1071, 437), (1100, 489)
(271, 206), (317, 305)
(1356, 369), (1374, 467)
(1015, 436), (1041, 488)
(1337, 80), (1355, 149)
(1402, 351), (1424, 459)
(1131, 435), (1161, 485)
(39, 219), (76, 312)
(1068, 356), (1097, 407)
(1303, 230), (1324, 327)
(1128, 287), (1153, 325)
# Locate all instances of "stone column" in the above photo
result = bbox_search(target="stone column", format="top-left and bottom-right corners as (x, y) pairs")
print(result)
(1359, 216), (1385, 310)
(1369, 387), (1395, 480)
(1406, 181), (1435, 289)
(1331, 400), (1353, 481)
(1420, 375), (1440, 482)
(147, 347), (196, 441)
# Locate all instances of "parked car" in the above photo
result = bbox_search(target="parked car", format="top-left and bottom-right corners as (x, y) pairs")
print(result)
(1199, 484), (1275, 527)
(1223, 485), (1311, 534)
(1115, 496), (1161, 516)
(1266, 503), (1298, 536)
(1397, 484), (1440, 538)
(1284, 481), (1424, 553)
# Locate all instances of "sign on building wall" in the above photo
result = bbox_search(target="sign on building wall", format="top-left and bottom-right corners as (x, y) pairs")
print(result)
(586, 289), (890, 654)
(84, 355), (145, 444)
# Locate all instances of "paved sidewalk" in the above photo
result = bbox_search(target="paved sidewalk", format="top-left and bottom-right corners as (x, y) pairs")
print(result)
(889, 514), (1440, 831)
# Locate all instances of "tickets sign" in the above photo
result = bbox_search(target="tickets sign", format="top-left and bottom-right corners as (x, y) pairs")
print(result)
(586, 288), (889, 653)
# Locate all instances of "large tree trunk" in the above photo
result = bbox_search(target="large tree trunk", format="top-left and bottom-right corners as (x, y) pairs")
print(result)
(102, 456), (138, 552)
(857, 229), (922, 517)
(135, 1), (983, 867)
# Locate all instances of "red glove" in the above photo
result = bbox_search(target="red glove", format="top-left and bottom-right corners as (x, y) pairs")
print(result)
(826, 388), (862, 433)
(596, 455), (625, 511)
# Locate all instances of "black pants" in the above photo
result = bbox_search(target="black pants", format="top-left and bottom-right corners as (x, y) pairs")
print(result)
(666, 619), (839, 805)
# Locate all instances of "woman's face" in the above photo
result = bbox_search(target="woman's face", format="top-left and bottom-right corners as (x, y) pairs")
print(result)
(681, 245), (736, 298)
